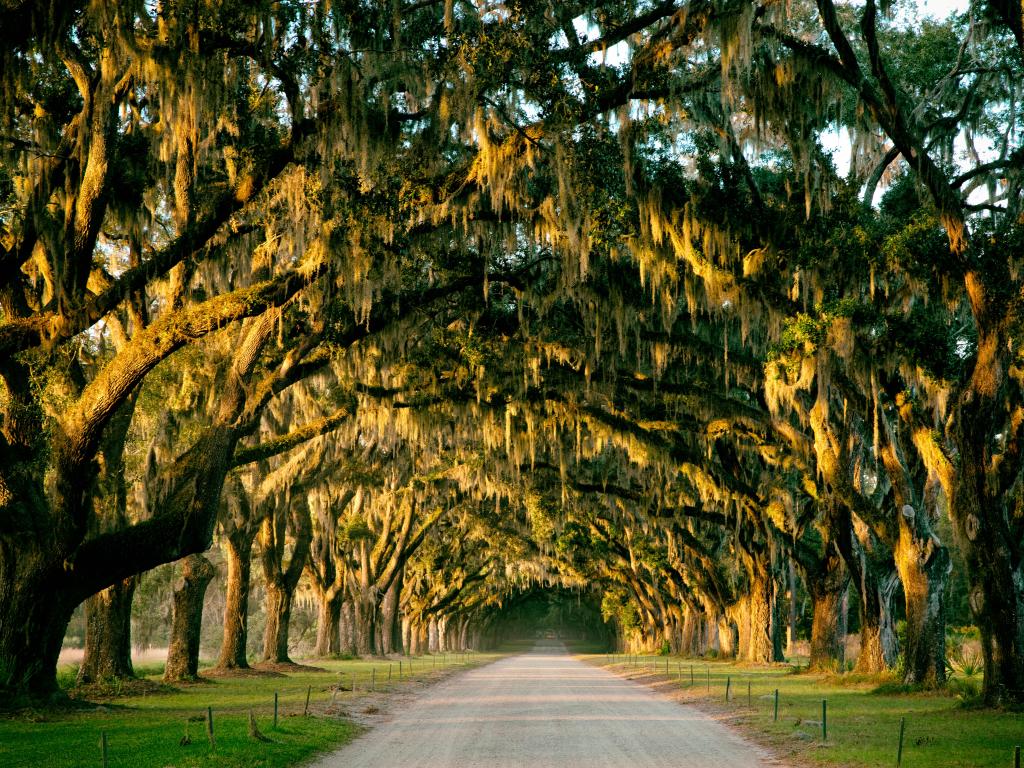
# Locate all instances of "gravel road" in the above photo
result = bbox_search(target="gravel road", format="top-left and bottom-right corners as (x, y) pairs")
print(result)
(309, 644), (780, 768)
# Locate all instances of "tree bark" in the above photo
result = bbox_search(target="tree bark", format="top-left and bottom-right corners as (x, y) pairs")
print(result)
(259, 492), (313, 664)
(743, 549), (784, 663)
(855, 562), (900, 674)
(214, 530), (255, 670)
(340, 601), (355, 655)
(163, 555), (215, 682)
(262, 583), (294, 664)
(0, 557), (77, 700)
(802, 543), (848, 672)
(78, 576), (139, 684)
(380, 577), (401, 655)
(894, 504), (950, 685)
(353, 594), (378, 656)
(314, 590), (343, 657)
(786, 559), (798, 658)
(949, 378), (1024, 704)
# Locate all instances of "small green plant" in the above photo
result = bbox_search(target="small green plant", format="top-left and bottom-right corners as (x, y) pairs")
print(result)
(946, 646), (983, 680)
(947, 675), (982, 705)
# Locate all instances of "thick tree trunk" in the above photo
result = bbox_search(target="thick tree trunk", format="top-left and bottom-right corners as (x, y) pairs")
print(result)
(747, 576), (775, 662)
(717, 614), (738, 658)
(744, 551), (784, 663)
(340, 601), (355, 655)
(314, 591), (343, 657)
(261, 583), (294, 663)
(894, 505), (950, 685)
(804, 545), (848, 672)
(680, 608), (701, 656)
(428, 617), (440, 653)
(832, 505), (899, 674)
(380, 577), (401, 655)
(164, 555), (215, 682)
(353, 598), (377, 656)
(401, 616), (412, 655)
(0, 556), (77, 701)
(78, 576), (138, 684)
(855, 565), (899, 674)
(215, 532), (254, 670)
(809, 588), (844, 672)
(948, 294), (1024, 705)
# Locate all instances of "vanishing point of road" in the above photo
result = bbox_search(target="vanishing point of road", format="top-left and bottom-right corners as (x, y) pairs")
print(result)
(310, 644), (781, 768)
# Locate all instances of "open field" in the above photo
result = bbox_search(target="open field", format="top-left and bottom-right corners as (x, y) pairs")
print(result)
(1, 653), (498, 768)
(592, 655), (1024, 768)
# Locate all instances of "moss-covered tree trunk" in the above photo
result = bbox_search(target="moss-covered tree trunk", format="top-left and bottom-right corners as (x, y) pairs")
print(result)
(78, 577), (139, 684)
(0, 549), (77, 700)
(215, 528), (255, 670)
(314, 590), (343, 657)
(854, 561), (899, 674)
(804, 545), (848, 672)
(163, 555), (215, 682)
(259, 493), (313, 664)
(262, 583), (294, 664)
(380, 576), (402, 655)
(948, 348), (1024, 704)
(340, 601), (356, 655)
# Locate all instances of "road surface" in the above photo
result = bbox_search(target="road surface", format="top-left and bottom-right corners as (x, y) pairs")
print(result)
(310, 645), (780, 767)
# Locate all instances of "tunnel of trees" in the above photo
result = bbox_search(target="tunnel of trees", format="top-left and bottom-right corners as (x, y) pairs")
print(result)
(480, 587), (614, 648)
(0, 0), (1022, 708)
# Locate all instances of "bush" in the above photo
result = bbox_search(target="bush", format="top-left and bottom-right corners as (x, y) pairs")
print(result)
(946, 645), (983, 680)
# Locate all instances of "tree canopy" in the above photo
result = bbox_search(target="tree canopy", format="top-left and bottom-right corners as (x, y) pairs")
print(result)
(1, 0), (1023, 707)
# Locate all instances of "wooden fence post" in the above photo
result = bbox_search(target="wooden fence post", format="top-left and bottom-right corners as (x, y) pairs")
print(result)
(206, 707), (215, 750)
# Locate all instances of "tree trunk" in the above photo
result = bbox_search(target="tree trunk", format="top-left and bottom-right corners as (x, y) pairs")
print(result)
(215, 532), (254, 670)
(78, 576), (138, 684)
(164, 555), (215, 682)
(809, 587), (844, 672)
(894, 505), (950, 685)
(855, 564), (899, 674)
(680, 608), (700, 656)
(380, 576), (401, 655)
(744, 550), (784, 663)
(401, 616), (412, 655)
(340, 601), (355, 655)
(831, 504), (899, 674)
(353, 595), (377, 656)
(803, 544), (848, 672)
(428, 617), (439, 653)
(314, 590), (343, 657)
(948, 292), (1024, 705)
(787, 559), (798, 658)
(261, 583), (294, 663)
(0, 554), (77, 701)
(747, 576), (775, 662)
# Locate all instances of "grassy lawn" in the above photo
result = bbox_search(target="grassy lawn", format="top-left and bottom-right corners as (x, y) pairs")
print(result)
(591, 654), (1024, 768)
(1, 652), (495, 768)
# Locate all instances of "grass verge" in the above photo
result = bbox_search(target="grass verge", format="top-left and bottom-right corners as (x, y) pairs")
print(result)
(1, 652), (496, 768)
(589, 654), (1023, 768)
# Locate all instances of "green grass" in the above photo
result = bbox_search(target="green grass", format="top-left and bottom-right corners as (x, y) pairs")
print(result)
(1, 653), (496, 768)
(590, 654), (1023, 768)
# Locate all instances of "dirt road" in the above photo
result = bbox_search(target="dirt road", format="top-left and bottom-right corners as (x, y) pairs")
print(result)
(309, 645), (779, 767)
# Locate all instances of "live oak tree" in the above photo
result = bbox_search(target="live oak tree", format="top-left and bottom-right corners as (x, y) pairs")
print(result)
(4, 0), (1022, 707)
